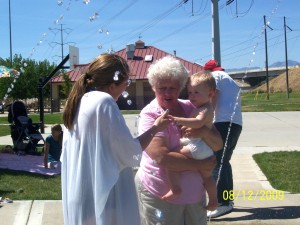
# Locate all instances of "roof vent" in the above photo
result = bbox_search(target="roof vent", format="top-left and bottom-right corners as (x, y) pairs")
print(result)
(126, 44), (135, 60)
(135, 40), (145, 49)
(144, 55), (153, 62)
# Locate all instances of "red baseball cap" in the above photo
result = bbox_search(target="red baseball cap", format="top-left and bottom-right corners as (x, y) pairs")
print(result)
(203, 59), (224, 71)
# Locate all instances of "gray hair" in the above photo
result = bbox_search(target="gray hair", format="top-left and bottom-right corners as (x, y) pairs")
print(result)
(147, 55), (189, 91)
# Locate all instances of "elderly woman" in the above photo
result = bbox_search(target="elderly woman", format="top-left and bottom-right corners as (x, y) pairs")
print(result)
(134, 56), (223, 225)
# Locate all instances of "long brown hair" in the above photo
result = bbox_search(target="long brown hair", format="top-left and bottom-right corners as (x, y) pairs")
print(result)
(63, 54), (130, 129)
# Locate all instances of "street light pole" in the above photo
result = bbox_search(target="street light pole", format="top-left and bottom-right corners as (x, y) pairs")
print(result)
(9, 0), (13, 66)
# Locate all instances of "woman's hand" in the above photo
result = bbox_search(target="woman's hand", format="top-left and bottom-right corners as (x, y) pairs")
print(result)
(138, 110), (173, 150)
(152, 109), (173, 133)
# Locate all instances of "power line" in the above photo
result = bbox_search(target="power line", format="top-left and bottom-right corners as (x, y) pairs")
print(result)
(72, 0), (138, 48)
(125, 0), (225, 48)
(99, 0), (189, 48)
(226, 0), (254, 18)
(49, 24), (74, 61)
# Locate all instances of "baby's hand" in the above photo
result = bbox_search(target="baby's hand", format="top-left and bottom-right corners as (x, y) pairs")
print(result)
(181, 127), (201, 138)
(166, 114), (175, 120)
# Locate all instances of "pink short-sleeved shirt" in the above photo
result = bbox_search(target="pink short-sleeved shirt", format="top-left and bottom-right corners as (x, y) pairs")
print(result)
(138, 99), (206, 204)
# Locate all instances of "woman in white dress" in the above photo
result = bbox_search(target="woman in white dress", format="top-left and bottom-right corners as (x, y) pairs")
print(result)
(61, 54), (171, 225)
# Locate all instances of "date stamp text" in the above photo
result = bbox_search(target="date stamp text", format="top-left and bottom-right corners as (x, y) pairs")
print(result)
(223, 190), (285, 201)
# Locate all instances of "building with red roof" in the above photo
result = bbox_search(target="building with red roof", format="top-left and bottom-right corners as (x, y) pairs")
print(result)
(52, 40), (203, 110)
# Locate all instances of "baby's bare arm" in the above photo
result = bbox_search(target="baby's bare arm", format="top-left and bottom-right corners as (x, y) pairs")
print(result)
(172, 103), (213, 129)
(179, 146), (193, 158)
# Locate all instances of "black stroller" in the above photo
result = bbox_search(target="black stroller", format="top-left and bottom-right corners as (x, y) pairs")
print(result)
(8, 101), (44, 155)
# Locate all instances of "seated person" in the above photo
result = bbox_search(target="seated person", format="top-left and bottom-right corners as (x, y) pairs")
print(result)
(44, 124), (63, 169)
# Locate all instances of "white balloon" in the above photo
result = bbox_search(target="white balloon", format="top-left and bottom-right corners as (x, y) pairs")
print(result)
(122, 91), (129, 98)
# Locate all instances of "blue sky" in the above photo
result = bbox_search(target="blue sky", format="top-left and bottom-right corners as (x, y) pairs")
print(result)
(0, 0), (299, 70)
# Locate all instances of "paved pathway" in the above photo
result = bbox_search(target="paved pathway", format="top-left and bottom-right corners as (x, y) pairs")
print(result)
(0, 112), (300, 225)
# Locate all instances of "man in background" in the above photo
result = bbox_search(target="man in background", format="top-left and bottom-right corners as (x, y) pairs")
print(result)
(204, 59), (243, 218)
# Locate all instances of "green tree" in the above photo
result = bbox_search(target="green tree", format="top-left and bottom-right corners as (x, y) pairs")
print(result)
(0, 55), (56, 101)
(60, 70), (72, 98)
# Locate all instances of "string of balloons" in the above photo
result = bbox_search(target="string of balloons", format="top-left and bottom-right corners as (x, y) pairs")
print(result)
(241, 0), (282, 84)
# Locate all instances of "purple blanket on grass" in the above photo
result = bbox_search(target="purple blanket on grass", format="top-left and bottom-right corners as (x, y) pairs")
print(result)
(0, 153), (60, 176)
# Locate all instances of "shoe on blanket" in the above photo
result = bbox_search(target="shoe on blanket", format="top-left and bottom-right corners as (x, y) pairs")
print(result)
(207, 202), (233, 218)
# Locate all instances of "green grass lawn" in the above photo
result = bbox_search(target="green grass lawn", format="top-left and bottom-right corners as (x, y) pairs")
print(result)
(0, 125), (10, 137)
(253, 151), (300, 193)
(0, 169), (61, 200)
(242, 92), (300, 112)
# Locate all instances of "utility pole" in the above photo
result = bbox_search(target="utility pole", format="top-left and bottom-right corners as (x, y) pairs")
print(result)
(284, 16), (291, 99)
(264, 15), (270, 100)
(211, 0), (221, 64)
(49, 24), (73, 61)
(48, 24), (73, 113)
(9, 0), (13, 66)
(49, 24), (74, 60)
(60, 24), (64, 60)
